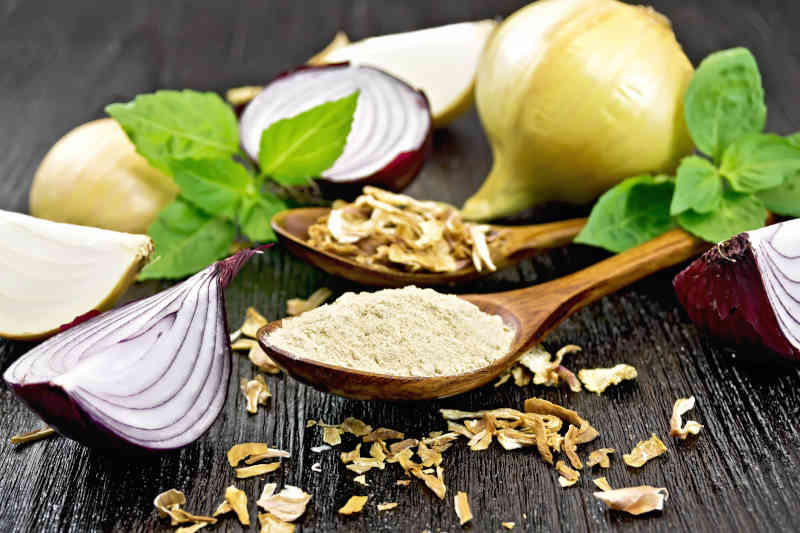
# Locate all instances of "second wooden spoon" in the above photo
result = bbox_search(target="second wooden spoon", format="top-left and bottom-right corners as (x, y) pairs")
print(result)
(259, 229), (711, 400)
(272, 207), (587, 287)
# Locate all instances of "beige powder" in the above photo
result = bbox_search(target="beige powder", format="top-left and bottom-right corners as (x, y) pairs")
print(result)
(266, 286), (515, 377)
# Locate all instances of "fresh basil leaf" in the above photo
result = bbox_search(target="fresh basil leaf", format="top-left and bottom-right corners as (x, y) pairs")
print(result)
(259, 91), (359, 186)
(720, 133), (800, 193)
(670, 156), (723, 215)
(106, 90), (239, 174)
(758, 177), (800, 217)
(139, 198), (236, 280)
(684, 48), (766, 161)
(237, 194), (286, 242)
(677, 189), (767, 244)
(170, 158), (255, 219)
(575, 175), (676, 253)
(756, 131), (800, 216)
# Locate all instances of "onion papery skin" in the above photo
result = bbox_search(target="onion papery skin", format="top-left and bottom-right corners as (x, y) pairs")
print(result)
(674, 221), (800, 361)
(240, 63), (432, 198)
(3, 250), (258, 453)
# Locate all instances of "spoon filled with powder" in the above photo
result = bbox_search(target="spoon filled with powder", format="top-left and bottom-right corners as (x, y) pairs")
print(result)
(260, 229), (710, 400)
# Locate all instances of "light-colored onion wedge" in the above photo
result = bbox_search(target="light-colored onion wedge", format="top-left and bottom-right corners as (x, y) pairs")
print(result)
(240, 64), (432, 197)
(0, 210), (152, 341)
(674, 218), (800, 360)
(310, 21), (497, 126)
(3, 249), (260, 452)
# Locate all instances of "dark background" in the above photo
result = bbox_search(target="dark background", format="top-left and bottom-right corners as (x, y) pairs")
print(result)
(2, 1), (800, 531)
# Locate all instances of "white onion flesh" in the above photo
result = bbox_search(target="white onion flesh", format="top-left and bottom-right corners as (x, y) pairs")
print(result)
(748, 219), (800, 352)
(240, 64), (431, 183)
(3, 250), (258, 451)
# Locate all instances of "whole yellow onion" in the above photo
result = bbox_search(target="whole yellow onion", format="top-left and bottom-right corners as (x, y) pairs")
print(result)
(463, 0), (695, 221)
(29, 118), (178, 234)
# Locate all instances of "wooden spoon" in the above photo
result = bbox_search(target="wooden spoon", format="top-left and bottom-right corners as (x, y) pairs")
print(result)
(258, 229), (710, 400)
(272, 207), (587, 287)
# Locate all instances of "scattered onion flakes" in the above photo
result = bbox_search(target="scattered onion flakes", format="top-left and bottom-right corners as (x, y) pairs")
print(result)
(363, 427), (405, 442)
(593, 477), (613, 492)
(578, 364), (637, 394)
(10, 426), (56, 445)
(231, 338), (257, 351)
(258, 512), (296, 533)
(377, 502), (399, 511)
(249, 344), (281, 374)
(497, 344), (582, 389)
(396, 479), (411, 486)
(236, 462), (281, 478)
(286, 287), (332, 316)
(586, 448), (615, 469)
(623, 434), (667, 468)
(241, 375), (271, 413)
(354, 475), (369, 486)
(411, 466), (447, 499)
(502, 522), (515, 530)
(215, 485), (250, 526)
(670, 396), (703, 439)
(593, 486), (669, 515)
(556, 460), (580, 488)
(154, 489), (217, 527)
(256, 484), (312, 522)
(339, 495), (369, 515)
(241, 307), (268, 338)
(228, 443), (289, 466)
(454, 491), (473, 525)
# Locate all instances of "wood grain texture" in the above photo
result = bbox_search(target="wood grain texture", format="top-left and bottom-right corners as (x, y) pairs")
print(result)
(2, 0), (800, 532)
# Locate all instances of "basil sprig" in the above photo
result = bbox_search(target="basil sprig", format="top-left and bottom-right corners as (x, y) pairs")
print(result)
(577, 48), (800, 251)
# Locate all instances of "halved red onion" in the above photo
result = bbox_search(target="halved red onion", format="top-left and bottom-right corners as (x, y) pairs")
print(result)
(3, 249), (259, 452)
(674, 219), (800, 360)
(240, 63), (432, 197)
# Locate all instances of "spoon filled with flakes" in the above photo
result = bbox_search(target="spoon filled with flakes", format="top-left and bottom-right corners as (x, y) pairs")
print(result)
(272, 186), (586, 287)
(258, 228), (710, 400)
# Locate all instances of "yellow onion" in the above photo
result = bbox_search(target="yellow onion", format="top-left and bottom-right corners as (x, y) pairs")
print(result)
(463, 0), (694, 221)
(29, 118), (178, 234)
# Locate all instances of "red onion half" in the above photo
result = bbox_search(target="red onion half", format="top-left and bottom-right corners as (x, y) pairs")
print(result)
(674, 219), (800, 360)
(240, 64), (433, 197)
(3, 249), (259, 452)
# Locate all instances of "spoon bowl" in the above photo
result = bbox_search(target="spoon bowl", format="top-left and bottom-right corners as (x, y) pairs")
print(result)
(272, 207), (587, 287)
(258, 229), (711, 400)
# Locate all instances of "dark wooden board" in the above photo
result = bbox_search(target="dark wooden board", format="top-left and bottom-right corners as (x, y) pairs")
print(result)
(2, 1), (800, 531)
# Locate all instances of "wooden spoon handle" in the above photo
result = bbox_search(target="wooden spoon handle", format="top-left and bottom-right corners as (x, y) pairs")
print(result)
(497, 218), (587, 258)
(505, 229), (711, 338)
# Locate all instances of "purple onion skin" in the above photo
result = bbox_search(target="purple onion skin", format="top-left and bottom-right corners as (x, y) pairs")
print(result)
(243, 62), (433, 199)
(4, 249), (259, 454)
(674, 233), (800, 361)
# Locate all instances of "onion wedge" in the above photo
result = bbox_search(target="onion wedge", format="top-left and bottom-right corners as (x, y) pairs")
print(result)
(3, 249), (260, 452)
(240, 64), (432, 197)
(0, 209), (152, 341)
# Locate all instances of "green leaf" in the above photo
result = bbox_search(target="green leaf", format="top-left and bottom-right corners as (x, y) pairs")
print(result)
(575, 175), (676, 253)
(259, 91), (359, 186)
(684, 48), (766, 161)
(720, 133), (800, 193)
(757, 132), (800, 216)
(670, 156), (723, 215)
(237, 194), (287, 242)
(677, 189), (767, 243)
(170, 158), (255, 219)
(106, 90), (239, 174)
(139, 198), (236, 280)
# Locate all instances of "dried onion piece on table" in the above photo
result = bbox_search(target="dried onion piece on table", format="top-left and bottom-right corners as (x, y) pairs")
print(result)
(256, 484), (312, 522)
(593, 477), (613, 492)
(623, 434), (667, 467)
(586, 448), (615, 469)
(578, 364), (637, 394)
(258, 512), (296, 533)
(339, 495), (369, 515)
(593, 486), (668, 515)
(286, 287), (332, 316)
(377, 502), (399, 511)
(670, 396), (703, 439)
(454, 491), (473, 524)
